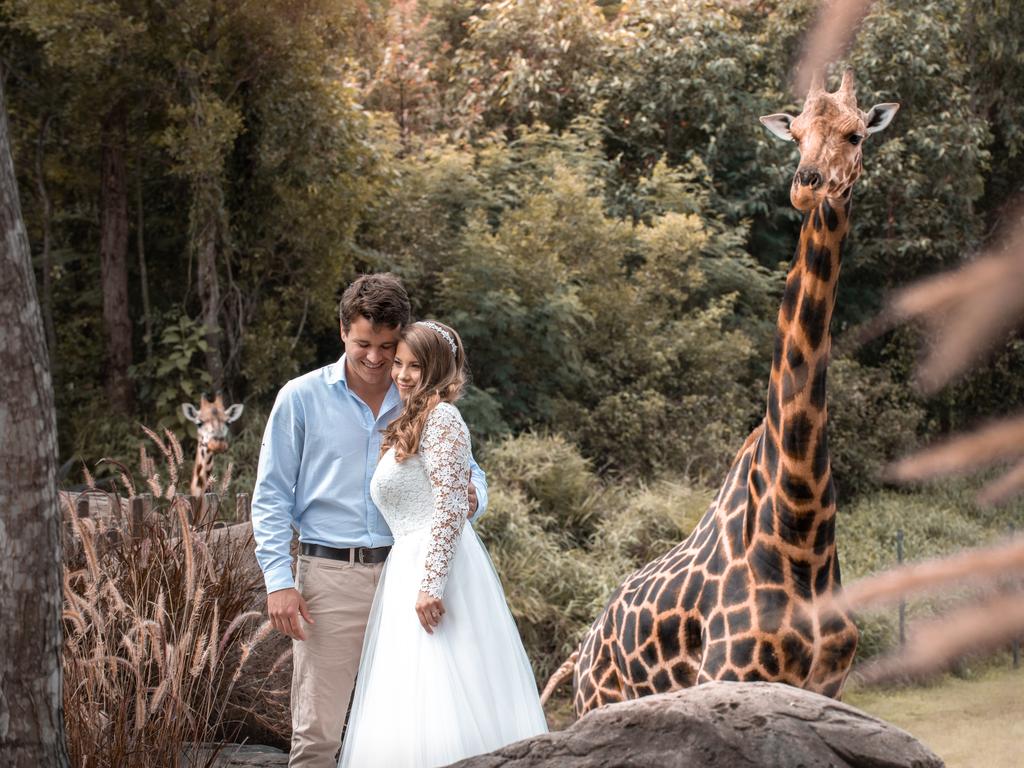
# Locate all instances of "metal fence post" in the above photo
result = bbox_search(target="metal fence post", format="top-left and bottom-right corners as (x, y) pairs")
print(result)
(896, 528), (906, 646)
(1011, 524), (1020, 669)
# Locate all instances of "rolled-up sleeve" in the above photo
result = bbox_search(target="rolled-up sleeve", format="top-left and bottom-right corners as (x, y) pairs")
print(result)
(251, 383), (304, 594)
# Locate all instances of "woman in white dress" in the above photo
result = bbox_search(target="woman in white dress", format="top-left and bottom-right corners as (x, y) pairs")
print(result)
(339, 320), (548, 768)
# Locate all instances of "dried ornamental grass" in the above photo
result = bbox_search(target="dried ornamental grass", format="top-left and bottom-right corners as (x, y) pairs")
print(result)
(62, 434), (267, 767)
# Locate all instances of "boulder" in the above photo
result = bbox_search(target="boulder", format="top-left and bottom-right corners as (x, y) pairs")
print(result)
(451, 682), (944, 768)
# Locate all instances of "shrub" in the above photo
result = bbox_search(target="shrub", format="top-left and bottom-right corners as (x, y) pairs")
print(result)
(593, 478), (710, 571)
(476, 484), (609, 681)
(828, 358), (924, 499)
(483, 432), (604, 548)
(478, 434), (711, 679)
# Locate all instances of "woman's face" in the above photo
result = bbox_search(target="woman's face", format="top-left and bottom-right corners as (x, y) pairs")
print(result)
(392, 340), (422, 400)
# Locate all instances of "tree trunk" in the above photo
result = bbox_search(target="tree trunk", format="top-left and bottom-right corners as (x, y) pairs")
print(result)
(35, 115), (56, 362)
(99, 102), (134, 412)
(186, 82), (226, 392)
(197, 203), (224, 391)
(135, 161), (153, 359)
(0, 73), (70, 768)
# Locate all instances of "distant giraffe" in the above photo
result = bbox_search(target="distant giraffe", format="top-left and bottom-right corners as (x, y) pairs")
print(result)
(181, 392), (244, 500)
(546, 70), (899, 716)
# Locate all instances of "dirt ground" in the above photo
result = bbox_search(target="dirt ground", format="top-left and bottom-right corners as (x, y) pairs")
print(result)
(845, 667), (1024, 768)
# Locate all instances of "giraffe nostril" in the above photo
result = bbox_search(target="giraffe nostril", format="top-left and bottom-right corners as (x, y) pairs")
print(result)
(797, 169), (823, 189)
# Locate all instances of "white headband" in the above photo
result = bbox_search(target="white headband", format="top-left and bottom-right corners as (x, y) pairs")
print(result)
(417, 321), (457, 357)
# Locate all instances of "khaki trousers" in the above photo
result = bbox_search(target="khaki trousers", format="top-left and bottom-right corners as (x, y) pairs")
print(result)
(289, 554), (384, 768)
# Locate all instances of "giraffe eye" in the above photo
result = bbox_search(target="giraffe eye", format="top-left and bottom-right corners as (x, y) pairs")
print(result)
(848, 134), (863, 146)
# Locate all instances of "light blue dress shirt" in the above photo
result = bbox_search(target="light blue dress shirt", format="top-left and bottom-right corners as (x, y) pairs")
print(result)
(251, 354), (489, 594)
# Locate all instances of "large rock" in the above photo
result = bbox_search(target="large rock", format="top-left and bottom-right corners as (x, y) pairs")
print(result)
(452, 682), (944, 768)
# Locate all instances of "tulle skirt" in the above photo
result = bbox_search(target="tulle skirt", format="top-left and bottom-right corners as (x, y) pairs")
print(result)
(338, 524), (548, 768)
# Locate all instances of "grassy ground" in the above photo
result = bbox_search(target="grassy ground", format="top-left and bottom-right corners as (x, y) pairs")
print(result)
(845, 666), (1024, 768)
(544, 667), (1024, 766)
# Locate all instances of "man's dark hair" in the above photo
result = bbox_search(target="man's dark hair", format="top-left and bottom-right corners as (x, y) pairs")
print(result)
(339, 273), (411, 332)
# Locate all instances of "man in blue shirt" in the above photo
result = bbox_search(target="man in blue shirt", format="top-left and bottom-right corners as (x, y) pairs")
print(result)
(251, 274), (487, 767)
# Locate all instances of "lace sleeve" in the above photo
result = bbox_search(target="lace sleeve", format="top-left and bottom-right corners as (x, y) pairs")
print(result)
(418, 402), (472, 598)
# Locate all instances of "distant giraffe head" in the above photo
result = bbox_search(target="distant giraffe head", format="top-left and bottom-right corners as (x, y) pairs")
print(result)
(182, 392), (244, 455)
(181, 392), (243, 498)
(760, 69), (899, 212)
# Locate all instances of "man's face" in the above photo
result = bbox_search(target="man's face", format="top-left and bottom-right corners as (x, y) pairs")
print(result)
(341, 316), (401, 392)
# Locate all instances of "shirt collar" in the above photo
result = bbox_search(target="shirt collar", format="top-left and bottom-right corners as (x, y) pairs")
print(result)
(327, 354), (403, 415)
(325, 354), (348, 387)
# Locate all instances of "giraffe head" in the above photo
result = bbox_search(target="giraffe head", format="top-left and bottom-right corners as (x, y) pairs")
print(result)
(181, 392), (244, 455)
(760, 69), (899, 213)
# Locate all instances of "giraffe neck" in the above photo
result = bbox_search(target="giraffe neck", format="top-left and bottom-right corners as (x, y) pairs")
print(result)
(757, 196), (850, 555)
(191, 442), (211, 498)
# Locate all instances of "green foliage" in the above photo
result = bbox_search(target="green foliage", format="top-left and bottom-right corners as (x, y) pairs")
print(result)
(828, 358), (924, 498)
(563, 297), (761, 480)
(451, 0), (606, 133)
(835, 0), (991, 314)
(592, 479), (710, 569)
(599, 0), (771, 215)
(130, 311), (212, 426)
(477, 434), (707, 679)
(484, 432), (603, 547)
(6, 0), (375, 467)
(477, 484), (607, 680)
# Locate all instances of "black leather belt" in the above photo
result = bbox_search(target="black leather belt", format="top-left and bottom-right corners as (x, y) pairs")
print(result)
(300, 542), (391, 564)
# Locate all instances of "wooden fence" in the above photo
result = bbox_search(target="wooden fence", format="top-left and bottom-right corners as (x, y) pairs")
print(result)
(60, 490), (252, 541)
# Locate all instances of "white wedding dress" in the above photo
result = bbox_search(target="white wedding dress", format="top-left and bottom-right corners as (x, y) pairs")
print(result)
(338, 402), (547, 768)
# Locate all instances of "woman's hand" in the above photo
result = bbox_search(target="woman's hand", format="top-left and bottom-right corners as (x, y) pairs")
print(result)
(415, 591), (445, 634)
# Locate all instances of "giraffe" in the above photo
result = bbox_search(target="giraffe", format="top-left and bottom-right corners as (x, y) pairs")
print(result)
(552, 69), (899, 716)
(181, 391), (244, 500)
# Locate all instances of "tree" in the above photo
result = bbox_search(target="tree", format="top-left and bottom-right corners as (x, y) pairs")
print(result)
(99, 99), (134, 408)
(449, 0), (605, 135)
(7, 0), (151, 414)
(0, 72), (69, 767)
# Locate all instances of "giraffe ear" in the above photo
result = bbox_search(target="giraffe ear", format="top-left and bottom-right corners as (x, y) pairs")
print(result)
(865, 103), (899, 134)
(759, 113), (795, 142)
(181, 403), (202, 424)
(224, 404), (244, 423)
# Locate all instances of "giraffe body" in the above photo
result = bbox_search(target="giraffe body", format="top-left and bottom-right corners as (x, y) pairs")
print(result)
(182, 392), (244, 499)
(571, 70), (898, 717)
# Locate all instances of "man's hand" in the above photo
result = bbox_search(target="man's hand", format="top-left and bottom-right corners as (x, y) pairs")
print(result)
(268, 587), (313, 641)
(415, 590), (445, 634)
(468, 482), (479, 519)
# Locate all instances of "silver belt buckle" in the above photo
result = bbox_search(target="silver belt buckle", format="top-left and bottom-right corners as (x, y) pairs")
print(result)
(358, 547), (368, 565)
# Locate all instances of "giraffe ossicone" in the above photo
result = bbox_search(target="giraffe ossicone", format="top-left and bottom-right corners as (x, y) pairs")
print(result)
(560, 69), (900, 717)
